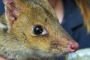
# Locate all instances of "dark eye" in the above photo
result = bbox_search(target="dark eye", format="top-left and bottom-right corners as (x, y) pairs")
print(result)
(33, 25), (48, 36)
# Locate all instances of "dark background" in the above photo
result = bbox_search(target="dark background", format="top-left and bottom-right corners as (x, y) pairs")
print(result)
(0, 0), (4, 15)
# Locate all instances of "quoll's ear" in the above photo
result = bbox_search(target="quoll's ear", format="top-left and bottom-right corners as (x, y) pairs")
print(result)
(3, 0), (20, 29)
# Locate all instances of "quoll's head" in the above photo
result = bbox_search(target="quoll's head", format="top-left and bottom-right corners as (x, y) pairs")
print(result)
(3, 0), (79, 57)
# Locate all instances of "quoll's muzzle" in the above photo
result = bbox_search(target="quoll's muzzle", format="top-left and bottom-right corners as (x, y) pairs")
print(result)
(68, 41), (79, 52)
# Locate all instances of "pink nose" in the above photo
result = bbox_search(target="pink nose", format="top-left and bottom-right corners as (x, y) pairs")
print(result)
(68, 42), (79, 52)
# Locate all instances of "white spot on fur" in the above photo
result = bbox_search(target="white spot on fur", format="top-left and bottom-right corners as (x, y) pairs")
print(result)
(21, 17), (28, 24)
(0, 23), (7, 29)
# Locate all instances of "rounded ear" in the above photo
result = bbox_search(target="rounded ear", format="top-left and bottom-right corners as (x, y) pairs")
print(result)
(3, 0), (20, 31)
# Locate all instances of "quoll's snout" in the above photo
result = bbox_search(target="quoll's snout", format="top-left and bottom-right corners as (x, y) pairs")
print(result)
(51, 40), (79, 52)
(50, 31), (79, 54)
(68, 41), (79, 52)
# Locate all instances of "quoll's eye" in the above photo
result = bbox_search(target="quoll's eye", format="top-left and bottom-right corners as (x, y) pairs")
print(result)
(33, 25), (48, 36)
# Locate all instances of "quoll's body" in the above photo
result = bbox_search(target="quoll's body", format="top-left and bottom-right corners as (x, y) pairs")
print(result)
(0, 0), (79, 60)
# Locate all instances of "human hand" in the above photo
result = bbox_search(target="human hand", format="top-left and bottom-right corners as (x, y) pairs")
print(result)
(0, 56), (7, 60)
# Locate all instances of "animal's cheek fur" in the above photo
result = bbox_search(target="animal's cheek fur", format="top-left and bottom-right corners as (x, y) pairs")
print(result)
(24, 35), (51, 53)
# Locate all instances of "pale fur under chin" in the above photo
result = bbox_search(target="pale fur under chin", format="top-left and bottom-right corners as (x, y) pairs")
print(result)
(0, 49), (60, 60)
(0, 42), (65, 60)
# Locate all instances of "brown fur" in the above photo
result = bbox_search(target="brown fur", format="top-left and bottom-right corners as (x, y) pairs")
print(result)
(0, 0), (78, 60)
